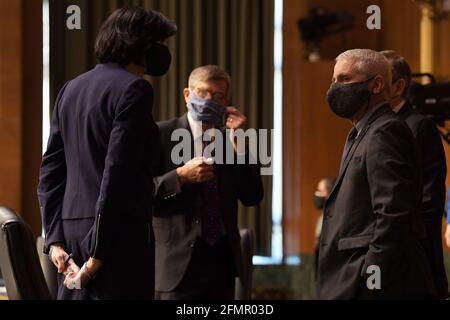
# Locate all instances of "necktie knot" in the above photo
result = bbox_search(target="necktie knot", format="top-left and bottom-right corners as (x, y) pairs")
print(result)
(348, 128), (358, 141)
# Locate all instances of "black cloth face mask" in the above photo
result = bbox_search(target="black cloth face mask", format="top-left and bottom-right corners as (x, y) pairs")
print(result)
(314, 195), (327, 210)
(326, 76), (375, 119)
(146, 42), (172, 77)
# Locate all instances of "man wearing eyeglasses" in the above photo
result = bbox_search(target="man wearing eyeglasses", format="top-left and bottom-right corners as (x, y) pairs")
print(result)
(152, 65), (263, 300)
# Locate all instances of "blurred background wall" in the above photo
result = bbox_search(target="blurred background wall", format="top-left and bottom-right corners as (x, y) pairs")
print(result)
(0, 0), (43, 236)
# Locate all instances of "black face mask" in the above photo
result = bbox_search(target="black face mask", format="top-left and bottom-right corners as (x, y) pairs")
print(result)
(146, 42), (172, 77)
(326, 76), (375, 119)
(314, 195), (327, 210)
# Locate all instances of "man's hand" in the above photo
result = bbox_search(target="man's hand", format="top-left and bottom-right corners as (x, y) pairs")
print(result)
(445, 224), (450, 249)
(226, 107), (247, 130)
(226, 107), (249, 153)
(176, 157), (214, 185)
(50, 244), (70, 273)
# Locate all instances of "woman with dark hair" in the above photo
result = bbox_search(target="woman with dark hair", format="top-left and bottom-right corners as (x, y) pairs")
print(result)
(38, 7), (177, 300)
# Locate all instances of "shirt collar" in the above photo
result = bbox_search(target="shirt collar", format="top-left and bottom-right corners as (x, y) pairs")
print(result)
(355, 101), (386, 137)
(187, 112), (218, 157)
(187, 112), (203, 157)
(393, 100), (406, 114)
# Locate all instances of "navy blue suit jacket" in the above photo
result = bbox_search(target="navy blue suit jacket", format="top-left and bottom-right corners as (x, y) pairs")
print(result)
(38, 63), (157, 261)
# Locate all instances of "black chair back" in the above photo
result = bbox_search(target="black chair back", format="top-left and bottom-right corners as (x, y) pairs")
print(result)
(36, 236), (58, 299)
(235, 229), (254, 300)
(0, 207), (51, 300)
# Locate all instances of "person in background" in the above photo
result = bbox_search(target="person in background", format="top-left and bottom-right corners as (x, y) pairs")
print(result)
(38, 7), (177, 300)
(152, 65), (264, 300)
(313, 176), (336, 280)
(382, 50), (448, 299)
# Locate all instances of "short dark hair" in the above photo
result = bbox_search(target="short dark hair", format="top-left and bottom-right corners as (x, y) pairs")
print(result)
(380, 50), (412, 98)
(95, 7), (177, 65)
(188, 65), (232, 100)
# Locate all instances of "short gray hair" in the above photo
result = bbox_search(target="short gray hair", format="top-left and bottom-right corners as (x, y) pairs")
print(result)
(336, 49), (392, 93)
(188, 65), (232, 99)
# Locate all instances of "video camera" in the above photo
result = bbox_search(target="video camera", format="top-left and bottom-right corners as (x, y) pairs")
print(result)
(408, 73), (450, 122)
(408, 73), (450, 145)
(298, 7), (354, 60)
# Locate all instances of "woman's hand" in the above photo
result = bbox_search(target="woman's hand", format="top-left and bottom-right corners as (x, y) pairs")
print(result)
(64, 270), (86, 290)
(64, 257), (104, 290)
(49, 244), (69, 273)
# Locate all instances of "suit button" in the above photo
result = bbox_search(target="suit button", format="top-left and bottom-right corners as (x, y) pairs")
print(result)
(188, 241), (195, 248)
(193, 218), (200, 224)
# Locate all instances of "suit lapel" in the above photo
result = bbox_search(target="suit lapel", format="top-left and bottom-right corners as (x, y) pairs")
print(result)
(326, 105), (391, 203)
(327, 126), (370, 201)
(340, 126), (369, 177)
(176, 113), (195, 160)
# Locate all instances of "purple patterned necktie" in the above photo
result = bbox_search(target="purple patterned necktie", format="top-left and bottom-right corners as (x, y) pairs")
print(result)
(200, 139), (222, 246)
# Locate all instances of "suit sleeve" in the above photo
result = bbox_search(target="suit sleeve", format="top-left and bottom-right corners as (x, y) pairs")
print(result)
(89, 79), (154, 260)
(235, 152), (264, 206)
(363, 120), (417, 285)
(37, 82), (69, 254)
(152, 132), (182, 202)
(153, 169), (183, 202)
(415, 119), (447, 221)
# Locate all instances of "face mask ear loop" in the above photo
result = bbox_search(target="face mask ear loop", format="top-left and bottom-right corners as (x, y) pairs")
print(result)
(189, 88), (199, 101)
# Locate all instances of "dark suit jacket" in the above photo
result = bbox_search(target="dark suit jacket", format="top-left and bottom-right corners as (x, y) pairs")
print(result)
(318, 104), (437, 300)
(398, 101), (448, 299)
(37, 63), (157, 298)
(153, 114), (263, 292)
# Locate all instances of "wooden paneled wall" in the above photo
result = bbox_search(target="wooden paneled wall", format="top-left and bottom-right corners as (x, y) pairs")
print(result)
(284, 0), (450, 255)
(0, 0), (43, 236)
(0, 0), (22, 217)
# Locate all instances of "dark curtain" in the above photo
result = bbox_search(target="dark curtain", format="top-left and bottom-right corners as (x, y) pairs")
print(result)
(49, 0), (274, 255)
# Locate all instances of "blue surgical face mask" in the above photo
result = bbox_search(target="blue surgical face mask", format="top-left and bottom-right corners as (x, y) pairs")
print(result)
(187, 90), (227, 127)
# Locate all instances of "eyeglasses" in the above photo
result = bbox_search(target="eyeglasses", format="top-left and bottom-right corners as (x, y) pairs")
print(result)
(193, 87), (227, 102)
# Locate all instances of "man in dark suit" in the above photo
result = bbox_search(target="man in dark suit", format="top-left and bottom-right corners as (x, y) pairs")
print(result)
(153, 65), (264, 300)
(37, 7), (177, 299)
(318, 49), (437, 299)
(381, 50), (448, 299)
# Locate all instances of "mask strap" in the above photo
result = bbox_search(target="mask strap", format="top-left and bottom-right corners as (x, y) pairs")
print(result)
(188, 89), (199, 99)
